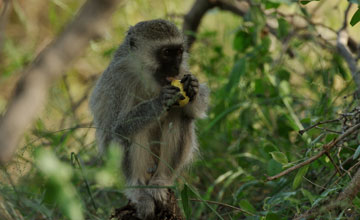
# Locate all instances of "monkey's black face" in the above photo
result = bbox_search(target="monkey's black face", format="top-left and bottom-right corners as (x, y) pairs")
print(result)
(154, 44), (184, 85)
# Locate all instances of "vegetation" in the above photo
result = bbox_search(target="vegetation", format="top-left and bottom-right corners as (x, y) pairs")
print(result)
(1, 0), (360, 219)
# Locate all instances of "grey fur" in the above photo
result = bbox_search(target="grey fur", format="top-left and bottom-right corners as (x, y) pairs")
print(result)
(89, 19), (209, 219)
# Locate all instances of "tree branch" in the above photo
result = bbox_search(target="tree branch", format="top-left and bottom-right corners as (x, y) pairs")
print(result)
(183, 0), (214, 49)
(338, 166), (360, 202)
(183, 0), (248, 49)
(336, 3), (360, 97)
(0, 0), (123, 164)
(266, 123), (360, 182)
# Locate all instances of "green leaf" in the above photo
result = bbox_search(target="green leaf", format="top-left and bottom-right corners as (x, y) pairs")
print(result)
(325, 133), (338, 142)
(233, 30), (252, 52)
(254, 79), (265, 95)
(312, 187), (338, 207)
(265, 1), (280, 9)
(300, 0), (320, 5)
(181, 184), (191, 219)
(278, 18), (289, 39)
(270, 151), (288, 164)
(36, 149), (84, 220)
(349, 0), (360, 4)
(267, 0), (293, 4)
(301, 189), (315, 204)
(267, 159), (283, 176)
(292, 165), (309, 189)
(350, 8), (360, 26)
(225, 58), (246, 92)
(238, 199), (256, 213)
(353, 145), (360, 160)
(266, 213), (281, 220)
(353, 196), (360, 209)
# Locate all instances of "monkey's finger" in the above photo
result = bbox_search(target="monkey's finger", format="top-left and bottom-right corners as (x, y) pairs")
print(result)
(193, 86), (199, 94)
(164, 85), (180, 90)
(164, 94), (175, 99)
(164, 87), (180, 94)
(189, 74), (197, 80)
(181, 74), (190, 83)
(190, 80), (199, 88)
(186, 88), (194, 99)
(183, 78), (191, 91)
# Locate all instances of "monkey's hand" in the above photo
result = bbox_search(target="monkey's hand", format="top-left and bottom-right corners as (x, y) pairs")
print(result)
(159, 85), (185, 110)
(181, 74), (199, 101)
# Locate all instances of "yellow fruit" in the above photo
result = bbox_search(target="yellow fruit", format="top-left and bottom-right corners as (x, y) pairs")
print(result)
(171, 80), (190, 107)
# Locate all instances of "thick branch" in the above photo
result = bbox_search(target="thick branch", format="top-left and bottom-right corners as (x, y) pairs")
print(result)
(338, 166), (360, 202)
(0, 0), (123, 164)
(183, 0), (248, 49)
(336, 3), (360, 96)
(183, 0), (214, 49)
(337, 30), (360, 95)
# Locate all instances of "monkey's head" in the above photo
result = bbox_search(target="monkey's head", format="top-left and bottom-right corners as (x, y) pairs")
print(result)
(123, 19), (187, 87)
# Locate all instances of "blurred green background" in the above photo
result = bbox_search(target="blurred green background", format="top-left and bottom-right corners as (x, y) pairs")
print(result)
(1, 0), (360, 219)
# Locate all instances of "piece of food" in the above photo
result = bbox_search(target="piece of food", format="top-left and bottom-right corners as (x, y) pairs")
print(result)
(171, 80), (190, 107)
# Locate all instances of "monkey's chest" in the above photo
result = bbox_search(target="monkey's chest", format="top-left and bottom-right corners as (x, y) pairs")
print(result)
(148, 117), (182, 153)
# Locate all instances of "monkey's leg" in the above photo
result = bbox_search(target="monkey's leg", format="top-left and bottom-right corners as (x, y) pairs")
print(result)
(124, 135), (158, 219)
(147, 118), (196, 203)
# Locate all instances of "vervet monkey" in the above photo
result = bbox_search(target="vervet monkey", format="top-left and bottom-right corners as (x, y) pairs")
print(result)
(89, 19), (209, 219)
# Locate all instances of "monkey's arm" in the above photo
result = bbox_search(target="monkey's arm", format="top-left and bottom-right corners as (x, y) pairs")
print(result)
(113, 98), (164, 141)
(183, 83), (209, 119)
(113, 85), (181, 141)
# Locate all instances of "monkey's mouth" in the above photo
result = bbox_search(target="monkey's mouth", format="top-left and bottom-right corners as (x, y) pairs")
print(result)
(166, 77), (176, 82)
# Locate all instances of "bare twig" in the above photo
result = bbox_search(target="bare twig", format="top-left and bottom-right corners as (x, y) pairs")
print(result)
(325, 152), (342, 175)
(0, 0), (123, 164)
(315, 126), (342, 134)
(267, 123), (360, 181)
(332, 160), (360, 188)
(183, 0), (248, 49)
(299, 119), (340, 135)
(188, 198), (255, 216)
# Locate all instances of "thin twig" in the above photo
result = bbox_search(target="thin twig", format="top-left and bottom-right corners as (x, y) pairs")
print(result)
(332, 160), (360, 187)
(299, 119), (340, 135)
(325, 152), (342, 175)
(303, 176), (327, 190)
(267, 123), (360, 181)
(314, 126), (342, 134)
(188, 198), (255, 216)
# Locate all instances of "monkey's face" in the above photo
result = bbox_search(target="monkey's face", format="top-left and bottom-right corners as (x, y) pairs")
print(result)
(154, 44), (184, 86)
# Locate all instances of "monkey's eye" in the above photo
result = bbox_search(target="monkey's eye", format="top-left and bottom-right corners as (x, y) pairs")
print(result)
(163, 49), (170, 57)
(177, 48), (183, 56)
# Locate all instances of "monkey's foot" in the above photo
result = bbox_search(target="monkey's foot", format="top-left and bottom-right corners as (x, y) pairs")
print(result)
(147, 187), (169, 204)
(110, 189), (184, 220)
(135, 195), (155, 220)
(146, 180), (170, 203)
